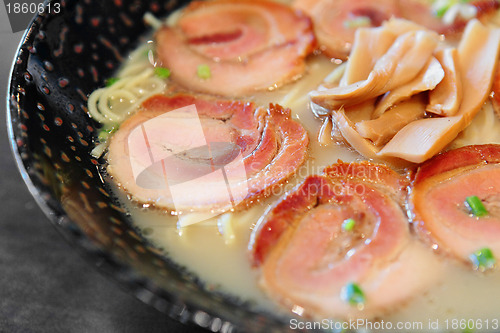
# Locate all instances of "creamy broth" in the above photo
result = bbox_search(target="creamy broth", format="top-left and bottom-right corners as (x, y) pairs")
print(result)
(102, 3), (500, 331)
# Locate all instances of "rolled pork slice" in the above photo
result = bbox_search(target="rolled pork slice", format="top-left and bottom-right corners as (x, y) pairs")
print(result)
(155, 0), (315, 97)
(250, 161), (441, 319)
(107, 94), (308, 215)
(410, 144), (500, 269)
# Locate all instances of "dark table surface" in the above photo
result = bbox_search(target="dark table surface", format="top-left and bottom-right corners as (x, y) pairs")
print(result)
(0, 6), (208, 333)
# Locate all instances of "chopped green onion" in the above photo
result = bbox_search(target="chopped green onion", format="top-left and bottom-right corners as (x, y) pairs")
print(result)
(154, 67), (171, 79)
(462, 324), (475, 333)
(105, 77), (119, 87)
(435, 5), (450, 18)
(98, 130), (110, 142)
(434, 0), (473, 18)
(470, 247), (496, 271)
(341, 282), (365, 306)
(343, 16), (371, 29)
(98, 125), (118, 142)
(465, 195), (488, 217)
(432, 0), (454, 18)
(342, 218), (356, 231)
(197, 64), (211, 79)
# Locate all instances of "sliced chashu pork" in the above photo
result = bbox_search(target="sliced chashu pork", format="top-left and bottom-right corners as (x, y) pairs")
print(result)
(155, 0), (315, 97)
(293, 0), (400, 59)
(107, 94), (308, 214)
(410, 144), (500, 268)
(250, 161), (441, 319)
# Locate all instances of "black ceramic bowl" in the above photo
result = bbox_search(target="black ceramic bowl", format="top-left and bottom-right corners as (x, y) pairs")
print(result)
(7, 1), (294, 331)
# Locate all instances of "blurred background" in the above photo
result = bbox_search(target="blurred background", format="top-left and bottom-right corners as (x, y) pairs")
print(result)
(0, 3), (207, 332)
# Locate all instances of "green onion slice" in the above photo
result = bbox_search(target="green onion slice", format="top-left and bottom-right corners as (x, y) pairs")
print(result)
(462, 322), (475, 333)
(465, 195), (488, 217)
(341, 282), (365, 306)
(98, 125), (118, 142)
(342, 218), (356, 231)
(470, 248), (496, 271)
(154, 67), (171, 79)
(197, 64), (212, 79)
(435, 5), (449, 18)
(105, 77), (119, 87)
(432, 0), (453, 18)
(343, 16), (371, 29)
(434, 0), (472, 18)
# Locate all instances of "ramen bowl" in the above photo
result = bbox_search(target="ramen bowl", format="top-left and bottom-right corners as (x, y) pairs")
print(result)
(13, 0), (500, 330)
(6, 0), (295, 331)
